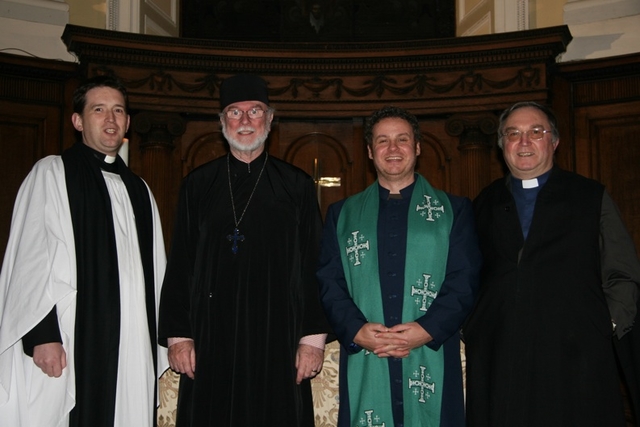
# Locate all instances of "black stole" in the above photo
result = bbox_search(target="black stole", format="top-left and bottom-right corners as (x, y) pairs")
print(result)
(62, 142), (158, 427)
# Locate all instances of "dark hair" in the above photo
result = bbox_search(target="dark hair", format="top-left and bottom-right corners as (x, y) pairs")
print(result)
(497, 101), (559, 149)
(72, 75), (129, 114)
(364, 105), (422, 146)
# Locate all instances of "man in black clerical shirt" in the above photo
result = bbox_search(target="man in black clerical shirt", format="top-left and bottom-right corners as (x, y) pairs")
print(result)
(464, 101), (640, 427)
(159, 74), (331, 427)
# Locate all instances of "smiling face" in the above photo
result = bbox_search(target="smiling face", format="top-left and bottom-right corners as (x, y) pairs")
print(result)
(367, 117), (420, 192)
(71, 86), (130, 157)
(220, 100), (273, 158)
(501, 106), (559, 180)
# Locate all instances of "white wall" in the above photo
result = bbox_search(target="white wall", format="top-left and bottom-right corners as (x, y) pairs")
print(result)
(0, 0), (75, 61)
(561, 0), (640, 61)
(457, 0), (640, 62)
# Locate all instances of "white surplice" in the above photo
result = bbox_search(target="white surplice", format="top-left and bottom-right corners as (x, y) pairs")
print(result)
(0, 156), (168, 427)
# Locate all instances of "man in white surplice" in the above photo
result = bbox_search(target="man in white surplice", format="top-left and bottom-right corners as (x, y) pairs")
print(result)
(0, 76), (168, 427)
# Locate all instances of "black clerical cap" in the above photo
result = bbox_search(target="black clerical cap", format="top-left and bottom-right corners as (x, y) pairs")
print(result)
(219, 74), (270, 110)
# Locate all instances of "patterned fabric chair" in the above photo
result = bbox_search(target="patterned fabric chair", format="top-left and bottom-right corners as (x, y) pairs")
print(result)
(157, 340), (466, 427)
(157, 340), (341, 427)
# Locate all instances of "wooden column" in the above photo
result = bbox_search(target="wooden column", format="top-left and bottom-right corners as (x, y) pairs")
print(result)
(132, 111), (186, 245)
(446, 113), (498, 198)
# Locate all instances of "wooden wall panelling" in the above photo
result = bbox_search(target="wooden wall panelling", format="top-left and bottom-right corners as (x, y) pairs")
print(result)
(556, 53), (640, 256)
(416, 118), (455, 194)
(0, 104), (53, 261)
(548, 66), (574, 173)
(131, 111), (186, 245)
(574, 102), (640, 256)
(444, 113), (500, 197)
(177, 115), (224, 174)
(61, 24), (572, 230)
(0, 53), (78, 261)
(278, 119), (356, 217)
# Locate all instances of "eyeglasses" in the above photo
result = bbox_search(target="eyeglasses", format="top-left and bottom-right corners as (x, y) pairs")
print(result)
(502, 127), (551, 143)
(223, 108), (267, 120)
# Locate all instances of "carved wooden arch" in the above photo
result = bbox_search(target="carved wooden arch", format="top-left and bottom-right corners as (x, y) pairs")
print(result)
(284, 131), (352, 164)
(283, 131), (354, 211)
(417, 130), (452, 192)
(183, 131), (228, 174)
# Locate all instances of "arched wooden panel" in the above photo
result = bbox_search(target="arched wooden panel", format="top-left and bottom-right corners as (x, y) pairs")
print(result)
(183, 131), (228, 174)
(416, 130), (452, 193)
(283, 130), (353, 217)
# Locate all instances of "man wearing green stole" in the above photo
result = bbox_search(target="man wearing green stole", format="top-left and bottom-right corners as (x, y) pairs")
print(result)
(317, 106), (482, 427)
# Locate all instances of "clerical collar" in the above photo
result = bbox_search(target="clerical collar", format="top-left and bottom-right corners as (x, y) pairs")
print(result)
(511, 169), (551, 190)
(228, 150), (267, 174)
(379, 178), (416, 200)
(79, 142), (120, 174)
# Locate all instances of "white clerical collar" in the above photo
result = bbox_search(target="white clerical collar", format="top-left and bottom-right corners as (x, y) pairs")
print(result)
(522, 178), (539, 189)
(104, 155), (117, 164)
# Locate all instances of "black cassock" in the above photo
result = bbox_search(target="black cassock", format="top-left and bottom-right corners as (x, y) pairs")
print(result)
(464, 169), (627, 427)
(159, 151), (330, 427)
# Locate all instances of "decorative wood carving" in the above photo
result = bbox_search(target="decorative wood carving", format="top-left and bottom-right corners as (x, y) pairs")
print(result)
(445, 113), (498, 196)
(61, 24), (571, 116)
(57, 24), (572, 242)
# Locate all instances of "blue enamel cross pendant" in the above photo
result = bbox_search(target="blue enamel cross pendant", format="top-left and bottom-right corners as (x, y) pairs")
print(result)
(227, 228), (245, 254)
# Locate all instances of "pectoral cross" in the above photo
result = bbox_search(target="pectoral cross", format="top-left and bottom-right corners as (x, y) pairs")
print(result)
(227, 228), (245, 254)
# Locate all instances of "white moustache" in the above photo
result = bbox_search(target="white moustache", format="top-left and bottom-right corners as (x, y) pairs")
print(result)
(237, 126), (256, 133)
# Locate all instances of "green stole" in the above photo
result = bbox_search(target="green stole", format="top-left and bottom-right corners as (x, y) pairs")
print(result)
(337, 175), (453, 427)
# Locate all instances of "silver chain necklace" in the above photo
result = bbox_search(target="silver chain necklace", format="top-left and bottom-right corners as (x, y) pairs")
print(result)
(226, 152), (268, 254)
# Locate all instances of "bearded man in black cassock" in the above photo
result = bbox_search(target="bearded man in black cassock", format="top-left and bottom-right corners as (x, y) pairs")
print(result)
(159, 74), (331, 427)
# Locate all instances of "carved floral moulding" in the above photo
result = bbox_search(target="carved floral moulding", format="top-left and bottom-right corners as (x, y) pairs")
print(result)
(88, 63), (548, 116)
(64, 24), (571, 115)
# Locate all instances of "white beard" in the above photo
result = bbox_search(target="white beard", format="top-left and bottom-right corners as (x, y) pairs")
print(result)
(222, 124), (269, 153)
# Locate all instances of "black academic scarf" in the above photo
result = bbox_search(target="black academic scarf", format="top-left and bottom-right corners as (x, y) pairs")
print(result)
(62, 142), (158, 427)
